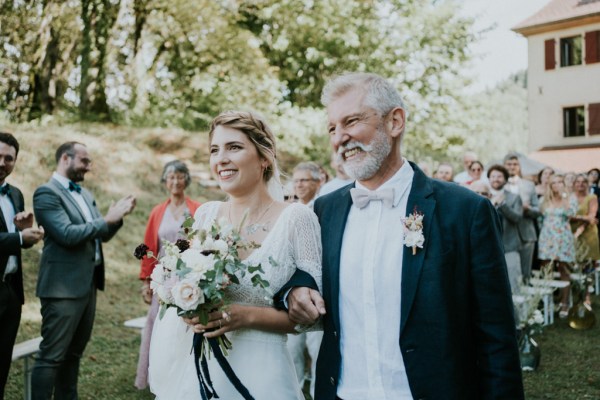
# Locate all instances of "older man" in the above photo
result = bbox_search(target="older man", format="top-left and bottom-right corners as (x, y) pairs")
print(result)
(278, 72), (523, 400)
(293, 161), (323, 207)
(32, 141), (136, 400)
(0, 132), (44, 398)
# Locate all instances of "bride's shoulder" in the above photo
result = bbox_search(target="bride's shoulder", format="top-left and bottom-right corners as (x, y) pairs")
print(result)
(193, 201), (222, 216)
(279, 202), (318, 224)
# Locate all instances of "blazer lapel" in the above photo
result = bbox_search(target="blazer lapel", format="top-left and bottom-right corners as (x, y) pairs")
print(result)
(49, 179), (87, 222)
(8, 184), (23, 213)
(326, 184), (353, 334)
(400, 163), (436, 334)
(81, 189), (100, 218)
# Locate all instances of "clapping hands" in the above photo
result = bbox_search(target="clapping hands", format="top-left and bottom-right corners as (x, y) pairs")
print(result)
(104, 195), (136, 225)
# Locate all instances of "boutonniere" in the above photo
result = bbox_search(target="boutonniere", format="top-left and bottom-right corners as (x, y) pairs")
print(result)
(402, 208), (424, 255)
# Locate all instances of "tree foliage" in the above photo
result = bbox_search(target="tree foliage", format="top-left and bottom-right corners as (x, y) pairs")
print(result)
(0, 0), (478, 161)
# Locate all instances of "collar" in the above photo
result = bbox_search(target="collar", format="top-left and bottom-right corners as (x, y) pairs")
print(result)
(508, 176), (521, 184)
(354, 158), (414, 208)
(52, 172), (76, 190)
(0, 183), (8, 196)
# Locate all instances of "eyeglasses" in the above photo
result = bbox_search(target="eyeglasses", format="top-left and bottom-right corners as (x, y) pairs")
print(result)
(293, 178), (318, 184)
(470, 168), (482, 172)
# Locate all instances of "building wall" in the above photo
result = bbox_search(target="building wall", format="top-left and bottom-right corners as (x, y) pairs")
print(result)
(527, 21), (600, 152)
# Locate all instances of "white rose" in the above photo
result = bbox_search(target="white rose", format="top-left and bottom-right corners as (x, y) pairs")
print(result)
(202, 237), (228, 254)
(163, 242), (180, 257)
(149, 264), (167, 285)
(160, 254), (179, 271)
(190, 237), (202, 250)
(171, 278), (204, 311)
(180, 249), (216, 277)
(153, 274), (177, 304)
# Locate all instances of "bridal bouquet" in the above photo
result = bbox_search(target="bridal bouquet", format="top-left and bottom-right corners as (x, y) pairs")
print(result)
(135, 215), (269, 400)
(134, 216), (270, 325)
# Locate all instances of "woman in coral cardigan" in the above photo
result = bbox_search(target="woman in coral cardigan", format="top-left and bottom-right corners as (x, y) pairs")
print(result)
(135, 160), (201, 389)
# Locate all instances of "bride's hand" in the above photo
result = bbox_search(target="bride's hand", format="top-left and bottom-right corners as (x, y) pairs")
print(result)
(191, 305), (248, 338)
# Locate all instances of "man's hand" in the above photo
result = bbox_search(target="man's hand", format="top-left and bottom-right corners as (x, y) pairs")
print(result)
(287, 287), (326, 325)
(14, 211), (34, 230)
(104, 195), (137, 224)
(22, 226), (44, 246)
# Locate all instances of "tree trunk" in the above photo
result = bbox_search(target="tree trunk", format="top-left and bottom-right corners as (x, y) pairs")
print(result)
(79, 0), (116, 121)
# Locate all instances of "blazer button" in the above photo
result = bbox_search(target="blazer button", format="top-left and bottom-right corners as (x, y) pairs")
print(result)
(333, 330), (337, 338)
(330, 377), (335, 386)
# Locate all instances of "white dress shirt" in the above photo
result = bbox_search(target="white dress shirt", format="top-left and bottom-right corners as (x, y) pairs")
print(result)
(52, 173), (101, 265)
(337, 160), (414, 400)
(1, 184), (20, 278)
(506, 176), (521, 195)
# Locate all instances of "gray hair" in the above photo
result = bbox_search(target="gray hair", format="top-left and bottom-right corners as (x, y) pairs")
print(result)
(293, 161), (322, 181)
(161, 160), (192, 188)
(321, 72), (407, 116)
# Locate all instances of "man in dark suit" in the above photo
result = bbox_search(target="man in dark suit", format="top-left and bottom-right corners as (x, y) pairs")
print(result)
(0, 132), (44, 399)
(31, 141), (136, 400)
(280, 73), (523, 399)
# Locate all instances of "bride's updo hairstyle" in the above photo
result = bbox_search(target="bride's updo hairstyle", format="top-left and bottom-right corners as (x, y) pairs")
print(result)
(209, 110), (279, 183)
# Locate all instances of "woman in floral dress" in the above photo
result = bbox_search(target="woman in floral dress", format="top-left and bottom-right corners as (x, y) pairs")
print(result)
(538, 174), (577, 318)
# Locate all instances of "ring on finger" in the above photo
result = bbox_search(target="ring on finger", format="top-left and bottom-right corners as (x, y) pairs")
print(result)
(223, 312), (231, 322)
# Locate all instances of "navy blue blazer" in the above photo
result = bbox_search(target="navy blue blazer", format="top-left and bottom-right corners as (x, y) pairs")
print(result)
(279, 162), (524, 400)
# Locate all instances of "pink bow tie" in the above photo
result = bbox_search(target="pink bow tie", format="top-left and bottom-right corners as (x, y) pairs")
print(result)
(350, 188), (395, 209)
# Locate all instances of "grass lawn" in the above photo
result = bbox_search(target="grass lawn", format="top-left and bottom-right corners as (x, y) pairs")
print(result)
(3, 124), (600, 399)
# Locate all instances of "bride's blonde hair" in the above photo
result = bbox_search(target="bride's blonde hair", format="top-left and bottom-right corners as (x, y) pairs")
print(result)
(209, 110), (278, 183)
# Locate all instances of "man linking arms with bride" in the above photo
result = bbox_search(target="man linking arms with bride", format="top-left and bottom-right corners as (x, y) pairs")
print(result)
(278, 73), (524, 400)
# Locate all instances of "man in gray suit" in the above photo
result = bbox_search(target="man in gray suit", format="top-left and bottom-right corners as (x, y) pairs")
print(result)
(488, 164), (524, 294)
(0, 132), (44, 399)
(32, 141), (136, 400)
(504, 154), (540, 283)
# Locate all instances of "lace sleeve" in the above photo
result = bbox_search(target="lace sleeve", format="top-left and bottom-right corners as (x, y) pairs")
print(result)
(287, 203), (323, 294)
(284, 204), (324, 333)
(191, 201), (220, 230)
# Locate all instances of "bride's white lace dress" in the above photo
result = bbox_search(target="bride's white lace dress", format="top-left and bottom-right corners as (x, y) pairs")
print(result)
(148, 201), (322, 399)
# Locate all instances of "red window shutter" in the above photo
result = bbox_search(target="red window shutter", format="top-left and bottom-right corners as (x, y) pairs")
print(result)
(590, 103), (600, 136)
(585, 30), (599, 64)
(545, 39), (555, 70)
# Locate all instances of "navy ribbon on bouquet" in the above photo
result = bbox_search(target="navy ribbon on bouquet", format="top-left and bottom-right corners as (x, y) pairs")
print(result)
(193, 333), (255, 400)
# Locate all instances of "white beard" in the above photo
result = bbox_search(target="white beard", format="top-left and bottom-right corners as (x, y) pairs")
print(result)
(337, 127), (392, 181)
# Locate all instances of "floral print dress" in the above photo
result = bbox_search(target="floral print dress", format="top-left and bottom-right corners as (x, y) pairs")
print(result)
(538, 195), (577, 263)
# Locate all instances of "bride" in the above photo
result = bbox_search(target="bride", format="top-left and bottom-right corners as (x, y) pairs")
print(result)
(148, 110), (322, 399)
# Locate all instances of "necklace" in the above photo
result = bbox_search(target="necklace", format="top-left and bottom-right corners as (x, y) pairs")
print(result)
(229, 200), (275, 235)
